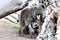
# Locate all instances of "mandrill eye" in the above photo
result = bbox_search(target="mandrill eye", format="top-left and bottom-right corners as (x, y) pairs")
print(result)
(41, 5), (45, 8)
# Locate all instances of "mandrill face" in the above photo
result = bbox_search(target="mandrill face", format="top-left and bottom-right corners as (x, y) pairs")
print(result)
(35, 14), (41, 25)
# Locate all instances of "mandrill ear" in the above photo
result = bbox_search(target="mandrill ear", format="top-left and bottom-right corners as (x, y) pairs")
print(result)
(37, 15), (40, 20)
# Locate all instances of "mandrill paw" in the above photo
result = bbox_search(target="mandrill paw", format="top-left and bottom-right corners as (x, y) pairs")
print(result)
(19, 31), (24, 37)
(19, 33), (24, 37)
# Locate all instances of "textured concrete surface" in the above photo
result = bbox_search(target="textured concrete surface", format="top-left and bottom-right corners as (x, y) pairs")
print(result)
(0, 25), (36, 40)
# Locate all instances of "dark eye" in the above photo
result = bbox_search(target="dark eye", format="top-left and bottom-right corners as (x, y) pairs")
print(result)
(41, 5), (45, 8)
